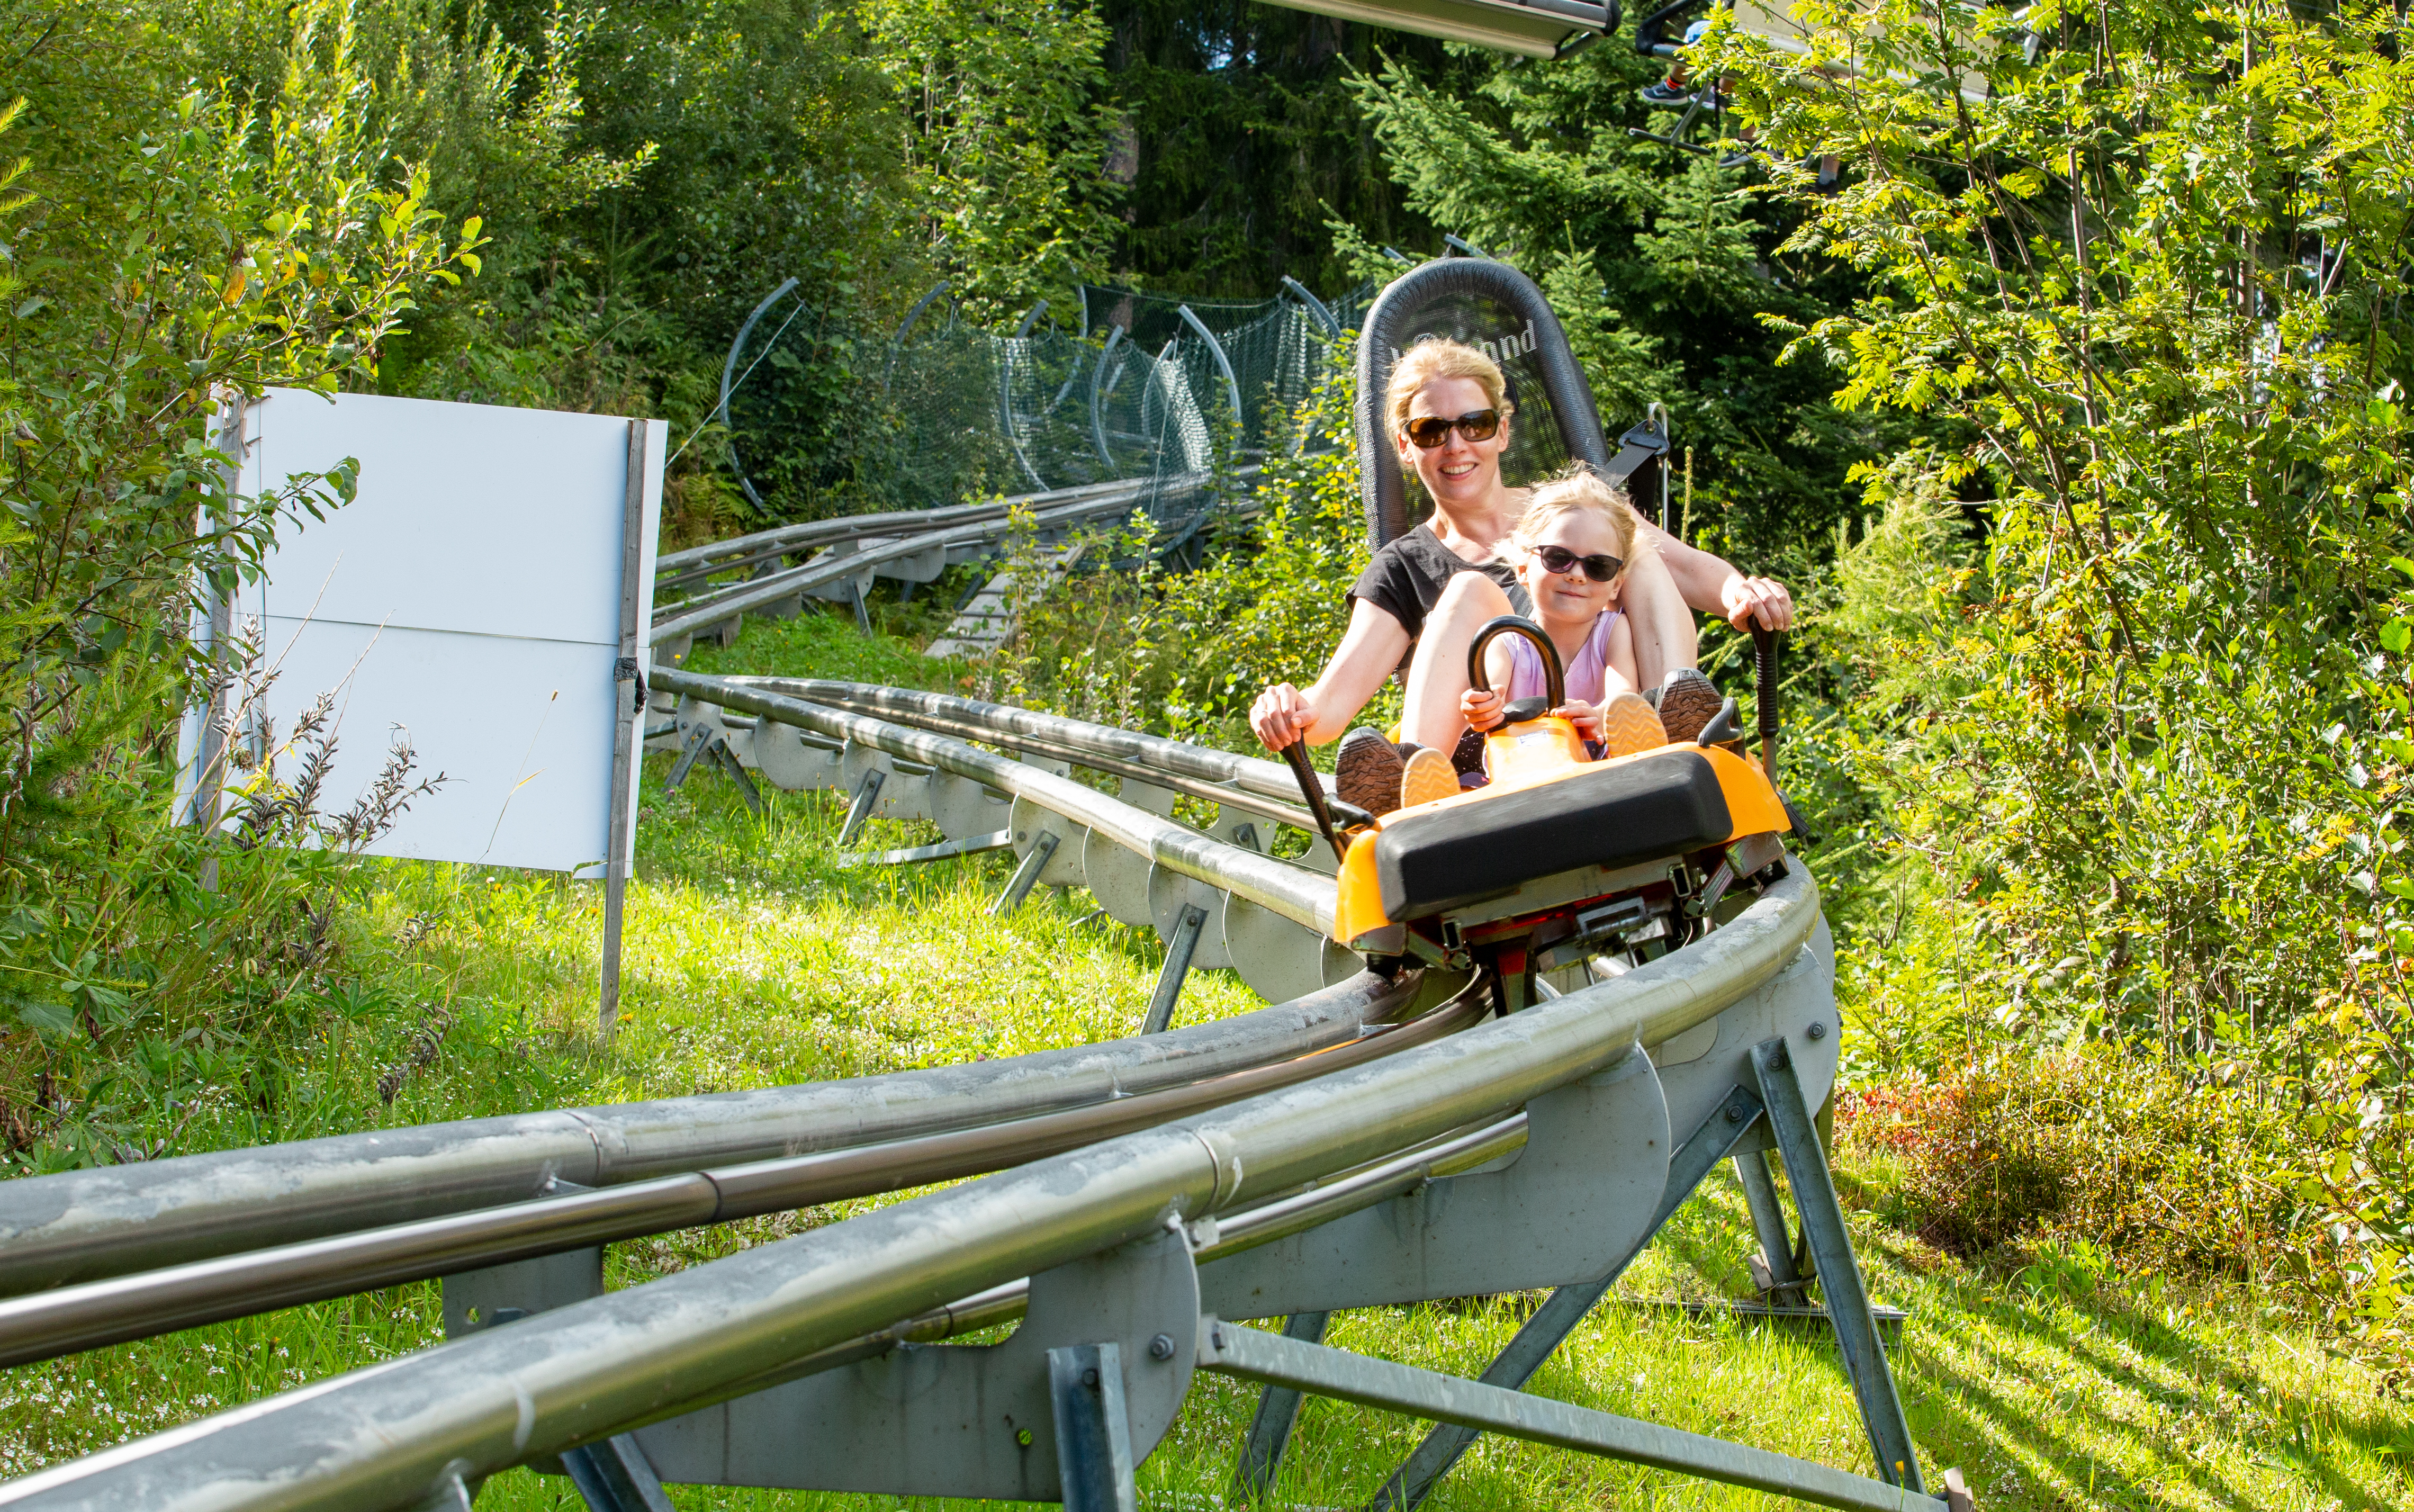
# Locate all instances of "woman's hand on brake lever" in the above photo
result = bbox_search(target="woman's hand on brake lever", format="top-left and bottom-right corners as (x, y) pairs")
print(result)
(1718, 572), (1795, 632)
(1250, 683), (1318, 751)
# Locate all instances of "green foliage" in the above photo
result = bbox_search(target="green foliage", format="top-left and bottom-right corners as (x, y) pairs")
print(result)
(1345, 41), (1931, 561)
(977, 350), (1396, 756)
(1712, 0), (2414, 1364)
(1841, 1048), (2298, 1284)
(0, 0), (475, 871)
(1097, 2), (1460, 295)
(866, 0), (1122, 324)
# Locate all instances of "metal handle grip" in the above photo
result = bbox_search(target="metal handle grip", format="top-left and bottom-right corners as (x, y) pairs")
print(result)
(1279, 739), (1349, 864)
(1466, 615), (1564, 710)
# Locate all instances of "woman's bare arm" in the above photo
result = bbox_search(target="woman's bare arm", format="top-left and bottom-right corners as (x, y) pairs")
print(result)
(1249, 597), (1411, 750)
(1632, 520), (1795, 631)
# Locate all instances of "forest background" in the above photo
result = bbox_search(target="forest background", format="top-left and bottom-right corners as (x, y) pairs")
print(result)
(3, 0), (2411, 1403)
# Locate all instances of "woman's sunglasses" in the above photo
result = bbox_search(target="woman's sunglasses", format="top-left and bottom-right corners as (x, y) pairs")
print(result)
(1534, 544), (1625, 583)
(1403, 409), (1502, 449)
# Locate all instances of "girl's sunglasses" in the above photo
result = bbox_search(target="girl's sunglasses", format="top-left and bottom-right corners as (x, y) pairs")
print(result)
(1535, 544), (1624, 583)
(1403, 409), (1502, 448)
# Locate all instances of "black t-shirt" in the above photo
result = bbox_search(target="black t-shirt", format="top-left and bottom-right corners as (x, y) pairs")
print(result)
(1349, 523), (1532, 644)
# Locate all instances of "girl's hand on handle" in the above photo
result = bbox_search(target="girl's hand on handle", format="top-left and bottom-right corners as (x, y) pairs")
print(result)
(1251, 683), (1317, 751)
(1554, 701), (1601, 741)
(1461, 686), (1506, 733)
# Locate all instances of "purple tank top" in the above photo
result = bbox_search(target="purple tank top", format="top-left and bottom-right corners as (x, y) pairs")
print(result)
(1503, 610), (1622, 707)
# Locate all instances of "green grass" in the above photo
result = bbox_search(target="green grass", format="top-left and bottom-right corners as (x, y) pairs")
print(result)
(3, 608), (2409, 1509)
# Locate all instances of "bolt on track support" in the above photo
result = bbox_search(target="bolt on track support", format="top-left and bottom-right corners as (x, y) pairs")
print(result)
(1752, 1037), (1925, 1494)
(563, 1433), (674, 1512)
(836, 767), (886, 847)
(1229, 1310), (1329, 1504)
(1049, 1342), (1139, 1512)
(1365, 1085), (1768, 1512)
(1141, 903), (1208, 1034)
(990, 830), (1058, 915)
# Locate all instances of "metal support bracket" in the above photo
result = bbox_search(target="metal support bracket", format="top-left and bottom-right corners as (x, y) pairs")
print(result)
(1197, 1048), (1670, 1318)
(1196, 1316), (1951, 1512)
(442, 1241), (603, 1339)
(709, 736), (764, 815)
(634, 1228), (1199, 1500)
(837, 767), (887, 847)
(836, 829), (1014, 868)
(992, 829), (1059, 915)
(1141, 903), (1209, 1034)
(1364, 1084), (1766, 1512)
(1736, 1146), (1811, 1306)
(1049, 1342), (1140, 1512)
(665, 722), (715, 791)
(1753, 1037), (1926, 1493)
(562, 1434), (674, 1512)
(1230, 1311), (1328, 1505)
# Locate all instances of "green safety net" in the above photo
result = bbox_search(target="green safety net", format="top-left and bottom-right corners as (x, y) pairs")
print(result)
(721, 281), (1374, 540)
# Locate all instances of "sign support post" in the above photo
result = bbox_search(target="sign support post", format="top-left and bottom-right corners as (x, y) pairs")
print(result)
(600, 419), (651, 1035)
(192, 398), (249, 890)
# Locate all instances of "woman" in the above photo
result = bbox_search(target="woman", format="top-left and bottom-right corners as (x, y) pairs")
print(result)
(1248, 337), (1793, 813)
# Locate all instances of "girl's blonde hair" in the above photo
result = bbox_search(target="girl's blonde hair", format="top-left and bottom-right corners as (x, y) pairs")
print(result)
(1385, 337), (1512, 438)
(1506, 465), (1643, 585)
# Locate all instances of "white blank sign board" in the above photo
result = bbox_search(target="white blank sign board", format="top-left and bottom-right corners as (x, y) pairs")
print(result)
(178, 389), (662, 875)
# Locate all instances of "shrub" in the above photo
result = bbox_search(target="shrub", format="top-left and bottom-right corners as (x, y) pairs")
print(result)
(1842, 1047), (2302, 1290)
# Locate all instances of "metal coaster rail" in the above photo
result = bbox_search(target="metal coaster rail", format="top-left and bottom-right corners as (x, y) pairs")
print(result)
(651, 474), (1214, 647)
(1, 873), (1882, 1512)
(0, 667), (1969, 1511)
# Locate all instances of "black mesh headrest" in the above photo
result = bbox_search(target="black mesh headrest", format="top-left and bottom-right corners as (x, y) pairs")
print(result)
(1353, 258), (1612, 549)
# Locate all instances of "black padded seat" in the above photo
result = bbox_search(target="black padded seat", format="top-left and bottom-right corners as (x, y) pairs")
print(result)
(1373, 749), (1732, 922)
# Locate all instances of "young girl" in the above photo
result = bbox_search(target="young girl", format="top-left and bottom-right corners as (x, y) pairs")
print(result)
(1405, 469), (1665, 802)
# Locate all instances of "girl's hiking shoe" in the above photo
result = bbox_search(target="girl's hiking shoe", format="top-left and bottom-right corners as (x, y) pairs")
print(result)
(1639, 80), (1696, 106)
(1336, 726), (1406, 817)
(1400, 746), (1459, 810)
(1651, 669), (1725, 743)
(1597, 691), (1667, 757)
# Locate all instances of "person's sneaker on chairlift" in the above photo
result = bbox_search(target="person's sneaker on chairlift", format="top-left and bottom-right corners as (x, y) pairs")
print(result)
(1639, 79), (1696, 107)
(1335, 726), (1406, 817)
(1653, 668), (1725, 744)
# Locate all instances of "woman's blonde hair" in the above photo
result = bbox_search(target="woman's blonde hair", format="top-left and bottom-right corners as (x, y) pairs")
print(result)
(1385, 337), (1512, 438)
(1506, 465), (1643, 585)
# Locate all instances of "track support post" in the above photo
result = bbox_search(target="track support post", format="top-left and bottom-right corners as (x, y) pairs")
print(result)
(836, 767), (886, 847)
(710, 738), (764, 815)
(991, 830), (1059, 914)
(1734, 1147), (1810, 1305)
(664, 721), (715, 791)
(563, 1434), (675, 1512)
(1229, 1311), (1329, 1503)
(1049, 1342), (1139, 1512)
(1751, 1037), (1923, 1493)
(1142, 903), (1208, 1033)
(1368, 1085), (1767, 1512)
